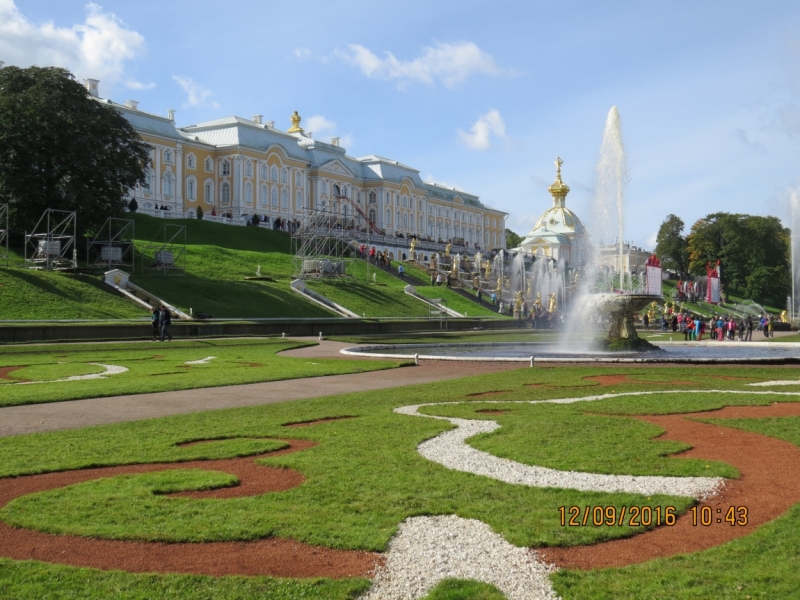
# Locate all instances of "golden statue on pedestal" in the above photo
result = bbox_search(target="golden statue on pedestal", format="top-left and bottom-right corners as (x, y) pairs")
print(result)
(515, 290), (523, 313)
(445, 243), (451, 258)
(648, 301), (657, 321)
(548, 293), (557, 313)
(534, 292), (543, 311)
(410, 238), (416, 253)
(780, 310), (788, 323)
(495, 278), (502, 293)
(287, 111), (303, 133)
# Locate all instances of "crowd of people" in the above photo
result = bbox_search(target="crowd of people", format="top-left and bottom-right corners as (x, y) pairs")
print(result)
(150, 305), (173, 342)
(651, 312), (774, 341)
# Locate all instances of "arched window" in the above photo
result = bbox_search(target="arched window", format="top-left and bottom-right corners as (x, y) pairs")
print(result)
(428, 219), (434, 236)
(221, 182), (231, 203)
(493, 219), (497, 228)
(385, 209), (391, 226)
(260, 186), (268, 206)
(296, 190), (303, 209)
(368, 209), (376, 222)
(369, 191), (376, 204)
(385, 192), (391, 204)
(493, 232), (497, 246)
(271, 188), (278, 207)
(162, 172), (174, 197)
(204, 180), (213, 204)
(333, 183), (340, 196)
(403, 213), (408, 228)
(205, 157), (212, 172)
(271, 166), (278, 181)
(221, 160), (230, 176)
(144, 168), (155, 193)
(245, 181), (253, 205)
(245, 161), (252, 177)
(396, 210), (400, 228)
(295, 171), (303, 187)
(186, 177), (196, 200)
(260, 164), (268, 179)
(281, 168), (288, 184)
(419, 215), (424, 231)
(281, 189), (288, 209)
(164, 150), (172, 164)
(186, 153), (195, 169)
(402, 195), (408, 207)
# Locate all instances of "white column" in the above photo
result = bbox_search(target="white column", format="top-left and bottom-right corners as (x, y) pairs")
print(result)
(175, 144), (183, 212)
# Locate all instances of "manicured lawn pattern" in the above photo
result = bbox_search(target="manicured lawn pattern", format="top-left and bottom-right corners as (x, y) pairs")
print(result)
(1, 365), (800, 598)
(0, 338), (403, 407)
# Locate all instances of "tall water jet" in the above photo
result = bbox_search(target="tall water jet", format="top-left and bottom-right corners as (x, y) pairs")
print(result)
(594, 106), (628, 290)
(791, 189), (800, 322)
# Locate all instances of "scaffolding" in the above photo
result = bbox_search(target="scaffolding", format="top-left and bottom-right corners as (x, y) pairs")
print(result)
(139, 223), (186, 275)
(291, 192), (378, 282)
(86, 218), (135, 270)
(24, 209), (77, 270)
(0, 204), (7, 267)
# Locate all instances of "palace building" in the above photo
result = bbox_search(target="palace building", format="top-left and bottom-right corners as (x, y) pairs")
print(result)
(86, 80), (508, 250)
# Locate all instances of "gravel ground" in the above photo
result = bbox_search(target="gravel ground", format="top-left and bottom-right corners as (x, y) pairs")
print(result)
(396, 395), (725, 498)
(362, 515), (558, 600)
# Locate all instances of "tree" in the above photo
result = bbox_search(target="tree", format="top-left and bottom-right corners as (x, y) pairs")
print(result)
(686, 212), (790, 305)
(654, 214), (688, 277)
(0, 66), (149, 243)
(196, 206), (203, 220)
(505, 228), (523, 249)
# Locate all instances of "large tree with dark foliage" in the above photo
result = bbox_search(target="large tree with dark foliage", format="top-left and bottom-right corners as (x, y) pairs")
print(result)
(0, 66), (149, 243)
(686, 212), (790, 305)
(505, 228), (523, 249)
(655, 214), (689, 277)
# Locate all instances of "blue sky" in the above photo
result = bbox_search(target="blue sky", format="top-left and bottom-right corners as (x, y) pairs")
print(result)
(3, 0), (800, 248)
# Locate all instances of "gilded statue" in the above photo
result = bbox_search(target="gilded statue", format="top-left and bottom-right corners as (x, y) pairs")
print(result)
(780, 310), (788, 323)
(515, 290), (523, 312)
(495, 278), (502, 293)
(445, 243), (451, 258)
(409, 238), (416, 253)
(548, 292), (557, 313)
(451, 257), (458, 275)
(288, 111), (303, 133)
(648, 301), (657, 321)
(534, 292), (543, 310)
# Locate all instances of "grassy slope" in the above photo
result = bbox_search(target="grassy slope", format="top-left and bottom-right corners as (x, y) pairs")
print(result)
(130, 214), (332, 318)
(0, 249), (144, 319)
(305, 259), (502, 319)
(0, 338), (403, 408)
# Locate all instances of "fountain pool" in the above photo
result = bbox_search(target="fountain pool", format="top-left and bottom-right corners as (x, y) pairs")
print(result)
(342, 342), (800, 364)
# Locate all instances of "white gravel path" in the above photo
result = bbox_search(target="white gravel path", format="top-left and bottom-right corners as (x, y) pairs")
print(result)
(363, 390), (800, 599)
(362, 515), (558, 600)
(14, 363), (129, 385)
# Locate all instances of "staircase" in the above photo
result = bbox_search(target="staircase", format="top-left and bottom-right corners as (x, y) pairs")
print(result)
(103, 269), (193, 320)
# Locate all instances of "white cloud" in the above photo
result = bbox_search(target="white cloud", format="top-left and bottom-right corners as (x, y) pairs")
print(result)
(305, 114), (353, 148)
(293, 47), (312, 61)
(458, 109), (507, 151)
(645, 231), (658, 249)
(423, 174), (463, 192)
(336, 41), (507, 89)
(172, 75), (219, 109)
(0, 1), (150, 90)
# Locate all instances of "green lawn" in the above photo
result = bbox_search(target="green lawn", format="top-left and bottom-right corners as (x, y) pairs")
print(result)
(0, 338), (404, 407)
(1, 365), (800, 598)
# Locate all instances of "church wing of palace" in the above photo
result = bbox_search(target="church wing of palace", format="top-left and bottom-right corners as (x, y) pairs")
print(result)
(88, 80), (508, 250)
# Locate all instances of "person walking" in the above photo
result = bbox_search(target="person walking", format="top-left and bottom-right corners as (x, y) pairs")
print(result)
(643, 313), (649, 331)
(159, 305), (173, 342)
(491, 291), (497, 307)
(737, 319), (745, 341)
(398, 263), (405, 279)
(150, 306), (160, 341)
(436, 273), (443, 286)
(768, 315), (774, 338)
(745, 316), (753, 341)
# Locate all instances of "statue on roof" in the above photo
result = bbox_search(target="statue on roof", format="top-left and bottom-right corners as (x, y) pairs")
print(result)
(288, 111), (303, 133)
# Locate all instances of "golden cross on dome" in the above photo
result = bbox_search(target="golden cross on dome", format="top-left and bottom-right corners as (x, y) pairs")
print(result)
(555, 157), (563, 179)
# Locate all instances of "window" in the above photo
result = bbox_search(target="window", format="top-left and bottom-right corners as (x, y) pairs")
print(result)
(271, 166), (278, 181)
(385, 192), (391, 204)
(385, 209), (391, 226)
(204, 181), (213, 204)
(281, 189), (288, 209)
(261, 164), (268, 179)
(419, 215), (424, 230)
(162, 172), (174, 197)
(164, 150), (172, 164)
(402, 195), (408, 207)
(333, 183), (341, 196)
(369, 191), (376, 204)
(205, 158), (212, 172)
(221, 182), (230, 203)
(396, 210), (400, 227)
(245, 181), (253, 205)
(186, 153), (196, 169)
(281, 168), (288, 184)
(493, 218), (497, 228)
(296, 190), (303, 209)
(321, 180), (328, 194)
(260, 186), (268, 206)
(357, 191), (362, 204)
(410, 197), (415, 209)
(295, 171), (303, 187)
(368, 209), (376, 222)
(144, 168), (155, 193)
(271, 188), (278, 207)
(186, 178), (196, 200)
(221, 160), (230, 176)
(245, 161), (252, 177)
(403, 213), (408, 228)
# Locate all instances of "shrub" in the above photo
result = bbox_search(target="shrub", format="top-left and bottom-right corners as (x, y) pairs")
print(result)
(128, 198), (138, 212)
(196, 206), (203, 219)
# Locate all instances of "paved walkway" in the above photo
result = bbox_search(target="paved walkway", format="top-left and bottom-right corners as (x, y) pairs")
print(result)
(0, 340), (522, 438)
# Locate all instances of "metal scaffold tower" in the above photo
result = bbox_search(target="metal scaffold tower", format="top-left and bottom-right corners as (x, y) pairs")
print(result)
(139, 223), (186, 275)
(0, 203), (8, 267)
(24, 209), (77, 270)
(291, 191), (378, 282)
(86, 218), (135, 270)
